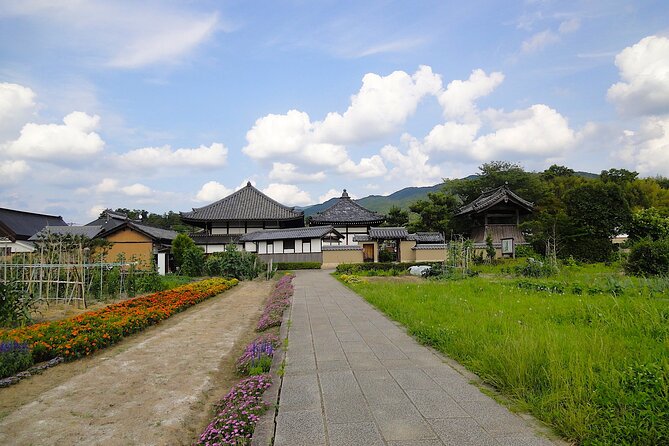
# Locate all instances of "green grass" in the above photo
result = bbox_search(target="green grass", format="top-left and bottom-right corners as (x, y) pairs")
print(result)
(159, 275), (194, 289)
(343, 265), (669, 445)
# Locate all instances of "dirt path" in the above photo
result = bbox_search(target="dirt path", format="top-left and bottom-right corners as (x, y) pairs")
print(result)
(0, 280), (273, 446)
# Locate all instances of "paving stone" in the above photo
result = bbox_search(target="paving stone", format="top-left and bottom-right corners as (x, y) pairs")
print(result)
(274, 409), (326, 446)
(323, 393), (373, 423)
(327, 421), (384, 446)
(496, 434), (557, 446)
(285, 354), (316, 373)
(279, 373), (321, 411)
(459, 400), (530, 435)
(316, 359), (350, 371)
(382, 358), (420, 369)
(340, 341), (373, 353)
(345, 352), (384, 370)
(371, 404), (439, 441)
(386, 440), (445, 446)
(428, 418), (498, 446)
(406, 389), (470, 419)
(319, 370), (361, 396)
(390, 368), (439, 390)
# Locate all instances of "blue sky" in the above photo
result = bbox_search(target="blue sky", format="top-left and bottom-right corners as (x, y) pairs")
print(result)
(1, 0), (668, 223)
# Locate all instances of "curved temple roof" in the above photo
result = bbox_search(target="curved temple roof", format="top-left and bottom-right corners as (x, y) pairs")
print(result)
(311, 189), (385, 225)
(456, 185), (534, 216)
(182, 182), (304, 222)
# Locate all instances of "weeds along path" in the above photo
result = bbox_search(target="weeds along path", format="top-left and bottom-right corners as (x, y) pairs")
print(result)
(0, 280), (272, 446)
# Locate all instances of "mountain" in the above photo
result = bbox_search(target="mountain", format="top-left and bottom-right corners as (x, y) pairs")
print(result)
(303, 183), (444, 217)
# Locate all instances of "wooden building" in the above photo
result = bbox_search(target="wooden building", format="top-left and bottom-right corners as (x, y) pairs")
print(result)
(455, 185), (534, 257)
(240, 225), (343, 263)
(181, 182), (304, 253)
(310, 190), (385, 245)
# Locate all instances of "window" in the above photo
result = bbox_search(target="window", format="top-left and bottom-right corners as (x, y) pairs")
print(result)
(266, 241), (273, 254)
(302, 239), (311, 253)
(283, 239), (295, 252)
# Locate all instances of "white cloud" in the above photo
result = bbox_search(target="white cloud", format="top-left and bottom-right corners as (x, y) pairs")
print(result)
(1, 1), (222, 69)
(318, 189), (341, 202)
(88, 205), (107, 219)
(117, 143), (228, 169)
(0, 82), (36, 142)
(195, 181), (233, 202)
(438, 69), (504, 121)
(94, 178), (119, 194)
(558, 18), (580, 34)
(616, 116), (669, 175)
(0, 160), (30, 185)
(3, 111), (104, 162)
(269, 162), (326, 183)
(337, 155), (387, 178)
(316, 65), (442, 144)
(425, 122), (480, 152)
(522, 30), (560, 53)
(381, 137), (441, 186)
(121, 183), (152, 197)
(243, 110), (313, 160)
(262, 183), (312, 206)
(607, 35), (669, 116)
(471, 104), (576, 160)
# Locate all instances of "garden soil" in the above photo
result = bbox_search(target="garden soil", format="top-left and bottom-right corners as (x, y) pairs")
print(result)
(0, 279), (273, 446)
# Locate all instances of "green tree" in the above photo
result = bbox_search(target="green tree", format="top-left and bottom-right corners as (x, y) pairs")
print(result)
(627, 207), (669, 242)
(385, 205), (409, 227)
(181, 245), (205, 276)
(407, 191), (459, 235)
(171, 233), (196, 268)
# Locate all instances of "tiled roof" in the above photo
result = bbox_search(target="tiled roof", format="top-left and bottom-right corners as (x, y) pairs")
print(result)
(368, 227), (409, 239)
(86, 210), (128, 232)
(311, 190), (384, 225)
(30, 225), (104, 240)
(412, 244), (448, 250)
(408, 232), (445, 243)
(0, 208), (67, 241)
(470, 224), (528, 245)
(182, 182), (304, 222)
(239, 225), (342, 242)
(456, 185), (534, 216)
(322, 245), (362, 251)
(352, 234), (371, 242)
(98, 221), (178, 242)
(190, 234), (241, 245)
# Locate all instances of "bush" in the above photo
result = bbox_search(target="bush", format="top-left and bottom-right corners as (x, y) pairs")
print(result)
(204, 245), (263, 280)
(275, 262), (321, 270)
(0, 280), (40, 327)
(181, 245), (205, 276)
(515, 258), (558, 278)
(626, 238), (669, 276)
(0, 341), (32, 379)
(335, 262), (431, 275)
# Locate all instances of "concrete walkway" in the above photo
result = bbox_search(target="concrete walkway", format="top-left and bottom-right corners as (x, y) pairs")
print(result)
(274, 270), (561, 446)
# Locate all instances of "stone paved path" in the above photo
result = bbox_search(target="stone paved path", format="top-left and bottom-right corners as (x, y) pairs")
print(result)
(274, 270), (563, 446)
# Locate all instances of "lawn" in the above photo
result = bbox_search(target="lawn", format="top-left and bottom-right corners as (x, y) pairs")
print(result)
(343, 263), (669, 446)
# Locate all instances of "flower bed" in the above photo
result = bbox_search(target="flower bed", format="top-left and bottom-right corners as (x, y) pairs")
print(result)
(198, 274), (294, 445)
(197, 374), (273, 446)
(256, 274), (294, 331)
(0, 278), (238, 364)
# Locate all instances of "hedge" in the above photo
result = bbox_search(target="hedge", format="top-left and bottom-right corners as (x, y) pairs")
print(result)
(275, 262), (321, 270)
(335, 262), (432, 274)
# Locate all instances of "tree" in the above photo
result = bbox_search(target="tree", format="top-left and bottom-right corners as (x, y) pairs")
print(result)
(600, 168), (638, 185)
(385, 206), (409, 227)
(407, 191), (459, 235)
(171, 234), (196, 268)
(627, 208), (669, 242)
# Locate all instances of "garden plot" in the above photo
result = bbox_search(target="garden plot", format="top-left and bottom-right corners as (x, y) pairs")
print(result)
(0, 279), (272, 445)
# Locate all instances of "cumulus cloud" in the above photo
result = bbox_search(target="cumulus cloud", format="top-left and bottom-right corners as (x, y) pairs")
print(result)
(117, 143), (227, 169)
(318, 189), (342, 202)
(243, 66), (441, 166)
(121, 183), (152, 197)
(94, 178), (119, 194)
(195, 181), (233, 202)
(607, 35), (669, 116)
(262, 183), (312, 206)
(380, 138), (441, 186)
(438, 69), (504, 121)
(0, 160), (30, 185)
(3, 111), (104, 162)
(616, 116), (669, 175)
(269, 162), (326, 183)
(337, 155), (387, 178)
(0, 82), (36, 142)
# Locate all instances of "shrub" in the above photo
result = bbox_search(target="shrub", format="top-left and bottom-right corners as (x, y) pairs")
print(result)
(625, 238), (669, 276)
(335, 262), (431, 275)
(275, 262), (321, 270)
(204, 245), (263, 280)
(0, 341), (32, 379)
(197, 374), (273, 445)
(514, 244), (538, 258)
(0, 280), (40, 327)
(181, 245), (205, 276)
(515, 258), (558, 278)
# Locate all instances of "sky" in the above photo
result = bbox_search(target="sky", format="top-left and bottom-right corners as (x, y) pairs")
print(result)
(1, 0), (668, 224)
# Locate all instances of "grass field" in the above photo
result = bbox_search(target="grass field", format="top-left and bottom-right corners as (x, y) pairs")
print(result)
(343, 263), (669, 445)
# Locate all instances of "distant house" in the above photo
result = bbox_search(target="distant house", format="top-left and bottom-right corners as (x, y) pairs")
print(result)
(351, 227), (446, 264)
(181, 182), (305, 253)
(86, 210), (177, 274)
(240, 225), (343, 263)
(0, 207), (67, 255)
(455, 185), (534, 257)
(310, 190), (385, 245)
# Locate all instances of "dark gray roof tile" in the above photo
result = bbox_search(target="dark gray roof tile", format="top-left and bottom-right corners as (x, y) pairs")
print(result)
(0, 208), (67, 241)
(239, 225), (342, 242)
(368, 227), (409, 239)
(311, 190), (384, 225)
(456, 185), (534, 216)
(30, 225), (104, 240)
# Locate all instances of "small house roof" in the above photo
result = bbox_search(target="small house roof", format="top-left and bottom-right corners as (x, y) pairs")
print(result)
(239, 225), (342, 242)
(30, 225), (104, 241)
(0, 207), (67, 241)
(181, 182), (304, 223)
(368, 227), (410, 239)
(408, 232), (445, 243)
(98, 221), (178, 242)
(456, 185), (534, 216)
(311, 190), (384, 225)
